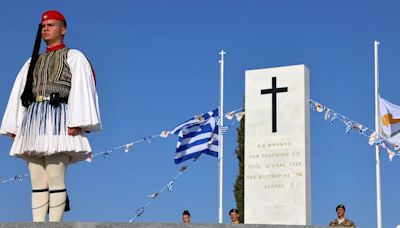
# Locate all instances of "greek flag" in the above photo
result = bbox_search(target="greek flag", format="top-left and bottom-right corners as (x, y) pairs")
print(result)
(170, 109), (219, 164)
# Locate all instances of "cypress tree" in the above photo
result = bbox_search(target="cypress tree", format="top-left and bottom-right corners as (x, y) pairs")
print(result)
(233, 116), (245, 223)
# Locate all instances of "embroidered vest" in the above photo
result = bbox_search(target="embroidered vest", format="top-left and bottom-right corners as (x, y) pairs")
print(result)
(32, 48), (72, 99)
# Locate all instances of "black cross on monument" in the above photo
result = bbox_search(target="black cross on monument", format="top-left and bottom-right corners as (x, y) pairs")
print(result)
(261, 77), (288, 133)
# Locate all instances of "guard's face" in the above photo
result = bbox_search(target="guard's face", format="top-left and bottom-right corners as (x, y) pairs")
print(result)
(41, 19), (66, 43)
(229, 212), (239, 221)
(182, 215), (190, 223)
(336, 208), (345, 217)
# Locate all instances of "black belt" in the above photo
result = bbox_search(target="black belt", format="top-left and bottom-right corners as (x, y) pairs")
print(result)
(36, 93), (68, 107)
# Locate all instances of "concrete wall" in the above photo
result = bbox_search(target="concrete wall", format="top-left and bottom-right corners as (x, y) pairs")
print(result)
(0, 222), (331, 228)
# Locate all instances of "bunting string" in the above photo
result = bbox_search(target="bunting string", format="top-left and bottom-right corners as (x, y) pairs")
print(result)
(310, 99), (400, 161)
(0, 173), (30, 184)
(128, 159), (196, 222)
(0, 108), (244, 185)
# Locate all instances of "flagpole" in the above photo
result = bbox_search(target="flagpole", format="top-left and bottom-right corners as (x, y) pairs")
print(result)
(218, 50), (226, 223)
(374, 40), (382, 228)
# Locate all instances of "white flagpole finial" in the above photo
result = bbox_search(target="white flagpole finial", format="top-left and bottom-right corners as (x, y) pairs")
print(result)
(219, 50), (226, 63)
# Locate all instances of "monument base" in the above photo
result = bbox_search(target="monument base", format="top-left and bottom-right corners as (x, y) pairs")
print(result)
(0, 222), (331, 228)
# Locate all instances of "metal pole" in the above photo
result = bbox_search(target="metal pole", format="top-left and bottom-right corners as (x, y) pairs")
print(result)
(374, 40), (382, 228)
(218, 50), (225, 223)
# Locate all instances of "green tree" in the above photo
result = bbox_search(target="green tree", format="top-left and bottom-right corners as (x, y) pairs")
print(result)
(233, 116), (244, 223)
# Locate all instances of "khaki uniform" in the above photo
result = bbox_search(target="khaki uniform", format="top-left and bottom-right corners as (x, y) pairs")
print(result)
(329, 218), (356, 227)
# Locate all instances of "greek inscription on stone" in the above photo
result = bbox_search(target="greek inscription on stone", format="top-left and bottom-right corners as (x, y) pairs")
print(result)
(265, 163), (285, 168)
(289, 161), (301, 167)
(257, 141), (292, 149)
(264, 184), (284, 189)
(258, 173), (290, 179)
(246, 164), (261, 169)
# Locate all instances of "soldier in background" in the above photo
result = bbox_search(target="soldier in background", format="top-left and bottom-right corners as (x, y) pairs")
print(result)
(229, 208), (240, 224)
(329, 204), (356, 227)
(182, 210), (191, 224)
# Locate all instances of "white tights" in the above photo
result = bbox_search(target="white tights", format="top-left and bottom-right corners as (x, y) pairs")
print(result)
(26, 153), (70, 222)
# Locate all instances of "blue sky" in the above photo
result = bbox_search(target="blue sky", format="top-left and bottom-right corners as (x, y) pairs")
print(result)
(1, 1), (400, 227)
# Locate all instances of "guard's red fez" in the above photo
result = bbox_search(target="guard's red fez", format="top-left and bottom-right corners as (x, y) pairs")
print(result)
(41, 10), (66, 23)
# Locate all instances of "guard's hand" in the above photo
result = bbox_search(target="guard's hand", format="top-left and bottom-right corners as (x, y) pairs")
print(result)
(68, 127), (81, 136)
